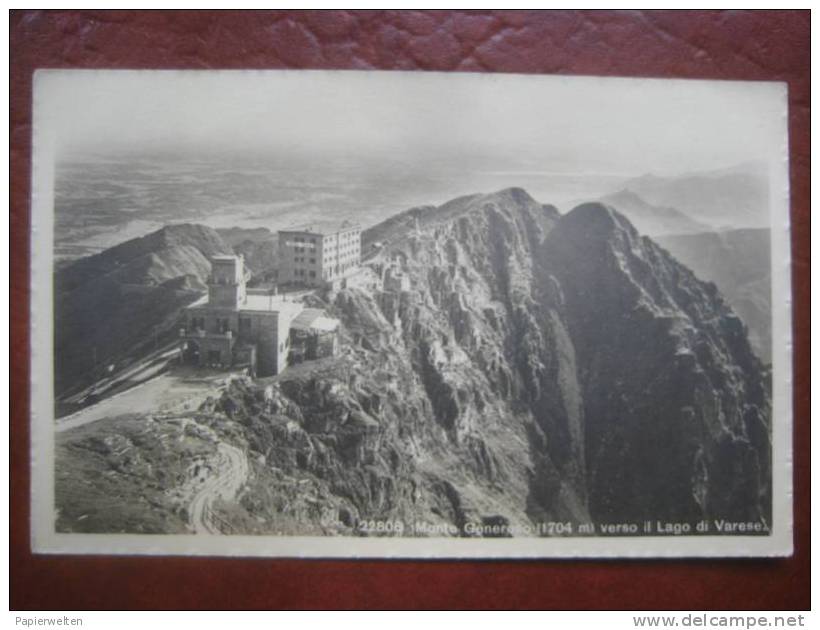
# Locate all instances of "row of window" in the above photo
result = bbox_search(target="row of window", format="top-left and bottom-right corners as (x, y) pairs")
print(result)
(288, 253), (362, 267)
(294, 269), (317, 278)
(189, 316), (230, 334)
(322, 255), (359, 265)
(322, 249), (359, 259)
(326, 238), (360, 246)
(188, 317), (293, 359)
(324, 261), (357, 278)
(189, 316), (311, 344)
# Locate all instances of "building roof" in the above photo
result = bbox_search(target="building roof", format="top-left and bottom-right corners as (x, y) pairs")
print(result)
(290, 308), (340, 333)
(241, 294), (304, 317)
(279, 220), (361, 237)
(211, 254), (241, 262)
(185, 293), (304, 320)
(310, 316), (340, 332)
(186, 295), (210, 308)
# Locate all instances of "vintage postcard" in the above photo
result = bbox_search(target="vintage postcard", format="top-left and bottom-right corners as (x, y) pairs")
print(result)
(30, 70), (792, 557)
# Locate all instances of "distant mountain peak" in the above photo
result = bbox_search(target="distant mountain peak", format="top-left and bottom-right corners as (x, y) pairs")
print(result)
(597, 189), (710, 237)
(620, 164), (769, 229)
(606, 188), (647, 204)
(485, 186), (537, 205)
(152, 223), (230, 251)
(562, 201), (637, 239)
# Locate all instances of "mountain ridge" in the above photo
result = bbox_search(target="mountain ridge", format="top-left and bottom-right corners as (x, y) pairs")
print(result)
(621, 165), (769, 229)
(57, 223), (233, 294)
(55, 224), (236, 398)
(55, 188), (772, 534)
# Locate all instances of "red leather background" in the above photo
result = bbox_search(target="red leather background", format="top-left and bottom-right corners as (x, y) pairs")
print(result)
(10, 10), (810, 610)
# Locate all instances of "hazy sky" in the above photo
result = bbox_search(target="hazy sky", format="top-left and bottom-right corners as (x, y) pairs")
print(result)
(36, 69), (787, 176)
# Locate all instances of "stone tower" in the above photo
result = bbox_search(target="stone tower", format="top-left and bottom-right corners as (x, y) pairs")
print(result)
(208, 255), (247, 308)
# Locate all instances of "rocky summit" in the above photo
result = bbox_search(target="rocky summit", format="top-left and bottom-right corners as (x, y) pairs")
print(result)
(55, 188), (771, 536)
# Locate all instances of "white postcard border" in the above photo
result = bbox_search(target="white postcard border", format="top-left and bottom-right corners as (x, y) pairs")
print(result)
(29, 70), (794, 558)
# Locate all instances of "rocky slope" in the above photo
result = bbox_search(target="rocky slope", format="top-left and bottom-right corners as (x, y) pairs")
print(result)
(656, 228), (771, 363)
(56, 188), (772, 536)
(539, 202), (770, 523)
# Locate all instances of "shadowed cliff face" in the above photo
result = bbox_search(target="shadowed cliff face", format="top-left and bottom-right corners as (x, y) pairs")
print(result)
(208, 188), (770, 534)
(542, 203), (770, 523)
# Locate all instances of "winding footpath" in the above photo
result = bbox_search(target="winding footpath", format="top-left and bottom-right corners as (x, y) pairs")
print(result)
(188, 441), (249, 534)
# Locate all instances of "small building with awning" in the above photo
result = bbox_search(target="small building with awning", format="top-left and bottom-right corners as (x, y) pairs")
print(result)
(288, 308), (340, 365)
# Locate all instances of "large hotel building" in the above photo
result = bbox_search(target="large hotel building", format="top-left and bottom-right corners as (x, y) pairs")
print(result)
(278, 222), (362, 287)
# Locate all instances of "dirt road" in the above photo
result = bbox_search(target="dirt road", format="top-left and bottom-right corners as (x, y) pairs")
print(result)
(188, 440), (249, 535)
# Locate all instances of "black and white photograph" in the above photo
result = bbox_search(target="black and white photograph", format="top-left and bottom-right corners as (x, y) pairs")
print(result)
(30, 69), (792, 557)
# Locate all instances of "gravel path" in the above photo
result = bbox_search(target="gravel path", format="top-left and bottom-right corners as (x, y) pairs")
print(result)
(188, 440), (249, 535)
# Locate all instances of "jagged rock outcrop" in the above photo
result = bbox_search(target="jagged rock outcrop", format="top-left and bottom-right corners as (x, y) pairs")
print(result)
(206, 188), (771, 535)
(542, 203), (770, 523)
